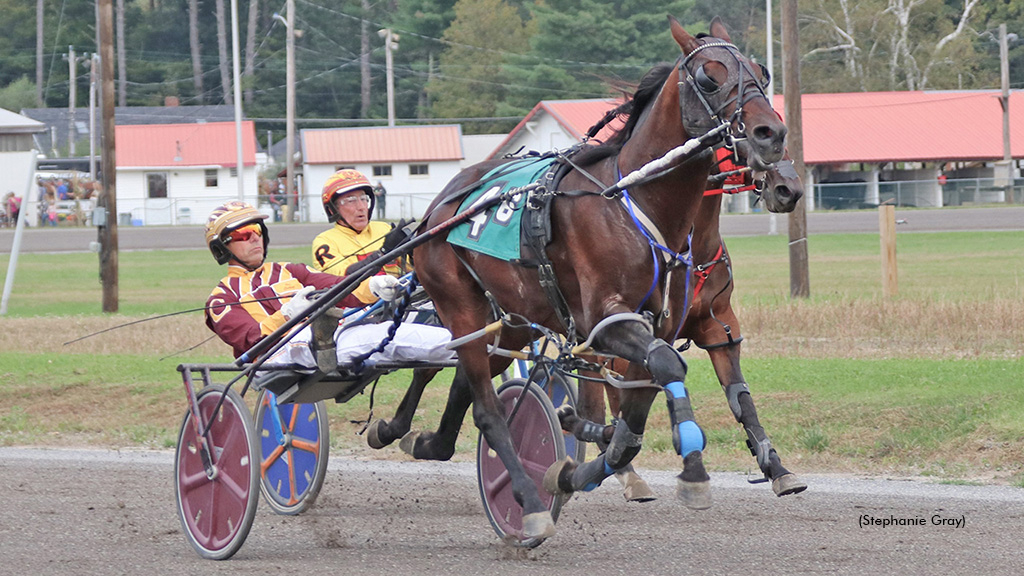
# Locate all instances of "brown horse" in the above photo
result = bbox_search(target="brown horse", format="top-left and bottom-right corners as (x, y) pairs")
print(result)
(399, 17), (787, 542)
(567, 147), (807, 502)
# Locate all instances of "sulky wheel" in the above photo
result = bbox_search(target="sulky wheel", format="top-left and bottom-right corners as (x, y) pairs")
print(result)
(254, 390), (330, 515)
(174, 384), (259, 560)
(534, 369), (586, 464)
(477, 378), (566, 548)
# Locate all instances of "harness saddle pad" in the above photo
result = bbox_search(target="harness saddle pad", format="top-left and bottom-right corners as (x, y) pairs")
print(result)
(446, 157), (557, 261)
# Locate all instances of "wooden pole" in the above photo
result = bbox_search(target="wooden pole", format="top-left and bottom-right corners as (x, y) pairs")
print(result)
(782, 0), (809, 298)
(879, 205), (898, 297)
(98, 0), (118, 313)
(1000, 24), (1014, 205)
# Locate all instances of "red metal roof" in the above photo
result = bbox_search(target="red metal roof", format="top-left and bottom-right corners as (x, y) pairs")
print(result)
(773, 91), (1024, 164)
(116, 121), (257, 167)
(302, 125), (463, 164)
(506, 92), (1024, 165)
(490, 99), (625, 156)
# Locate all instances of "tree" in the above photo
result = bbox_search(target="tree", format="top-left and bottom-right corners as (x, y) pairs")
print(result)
(189, 0), (204, 104)
(243, 0), (259, 106)
(215, 0), (232, 104)
(0, 76), (39, 111)
(117, 0), (127, 106)
(799, 0), (983, 91)
(426, 0), (533, 132)
(35, 0), (43, 106)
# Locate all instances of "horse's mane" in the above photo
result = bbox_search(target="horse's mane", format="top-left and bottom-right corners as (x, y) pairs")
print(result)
(574, 63), (675, 167)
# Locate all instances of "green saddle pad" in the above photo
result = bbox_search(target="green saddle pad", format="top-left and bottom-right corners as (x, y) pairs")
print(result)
(446, 158), (556, 261)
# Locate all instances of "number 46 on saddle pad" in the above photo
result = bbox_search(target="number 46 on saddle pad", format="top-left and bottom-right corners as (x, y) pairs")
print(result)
(446, 157), (558, 262)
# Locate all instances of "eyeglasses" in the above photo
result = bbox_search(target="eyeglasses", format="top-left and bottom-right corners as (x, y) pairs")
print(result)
(224, 223), (263, 244)
(335, 194), (371, 208)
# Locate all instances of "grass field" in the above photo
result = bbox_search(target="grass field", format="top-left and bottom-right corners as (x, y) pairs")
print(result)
(1, 229), (1022, 484)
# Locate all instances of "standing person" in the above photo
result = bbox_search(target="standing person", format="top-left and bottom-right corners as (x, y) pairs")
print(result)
(6, 193), (21, 225)
(312, 169), (412, 303)
(373, 181), (387, 219)
(204, 201), (451, 365)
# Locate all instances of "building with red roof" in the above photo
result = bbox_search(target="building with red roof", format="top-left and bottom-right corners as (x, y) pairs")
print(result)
(491, 92), (1023, 210)
(115, 121), (258, 225)
(301, 125), (463, 221)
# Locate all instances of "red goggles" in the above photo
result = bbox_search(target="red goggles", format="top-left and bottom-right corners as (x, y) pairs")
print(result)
(224, 223), (263, 244)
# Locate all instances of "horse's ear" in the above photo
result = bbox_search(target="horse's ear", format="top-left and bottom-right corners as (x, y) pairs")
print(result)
(668, 14), (700, 55)
(709, 17), (732, 42)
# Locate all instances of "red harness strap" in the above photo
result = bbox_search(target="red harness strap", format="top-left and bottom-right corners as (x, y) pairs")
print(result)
(692, 243), (725, 300)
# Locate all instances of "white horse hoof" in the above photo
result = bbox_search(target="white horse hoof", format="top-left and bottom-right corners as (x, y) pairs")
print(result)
(772, 473), (808, 496)
(676, 479), (712, 510)
(616, 469), (657, 502)
(398, 431), (420, 456)
(522, 511), (556, 541)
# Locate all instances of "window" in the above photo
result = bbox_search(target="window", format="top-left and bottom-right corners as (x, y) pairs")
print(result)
(409, 164), (429, 176)
(205, 169), (218, 188)
(146, 173), (168, 198)
(229, 167), (238, 178)
(372, 165), (392, 177)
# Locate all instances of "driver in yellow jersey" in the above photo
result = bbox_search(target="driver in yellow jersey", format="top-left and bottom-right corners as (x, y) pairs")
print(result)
(311, 169), (413, 303)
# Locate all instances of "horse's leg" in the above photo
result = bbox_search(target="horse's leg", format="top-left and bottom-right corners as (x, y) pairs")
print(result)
(366, 367), (440, 449)
(458, 341), (554, 539)
(399, 365), (473, 461)
(707, 343), (807, 496)
(558, 368), (655, 502)
(546, 319), (711, 510)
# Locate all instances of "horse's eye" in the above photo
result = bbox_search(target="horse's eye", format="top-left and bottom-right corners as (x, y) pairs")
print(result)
(758, 63), (771, 87)
(694, 65), (720, 94)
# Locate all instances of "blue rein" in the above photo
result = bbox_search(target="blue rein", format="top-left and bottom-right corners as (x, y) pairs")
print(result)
(617, 175), (694, 341)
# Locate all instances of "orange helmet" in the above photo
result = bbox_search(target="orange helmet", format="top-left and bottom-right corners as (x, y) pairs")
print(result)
(321, 169), (375, 223)
(204, 201), (269, 265)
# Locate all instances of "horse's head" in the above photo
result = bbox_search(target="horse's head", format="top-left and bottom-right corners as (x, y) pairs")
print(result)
(754, 155), (803, 213)
(670, 16), (786, 171)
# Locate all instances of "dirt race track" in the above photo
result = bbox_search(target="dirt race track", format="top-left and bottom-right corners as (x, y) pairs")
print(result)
(2, 447), (1022, 576)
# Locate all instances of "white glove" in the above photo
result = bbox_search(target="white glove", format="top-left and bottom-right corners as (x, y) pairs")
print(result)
(368, 275), (401, 302)
(281, 286), (315, 320)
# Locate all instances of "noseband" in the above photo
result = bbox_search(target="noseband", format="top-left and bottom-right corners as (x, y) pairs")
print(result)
(678, 40), (771, 153)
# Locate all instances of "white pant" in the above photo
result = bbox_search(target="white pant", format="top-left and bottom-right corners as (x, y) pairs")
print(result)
(265, 322), (455, 368)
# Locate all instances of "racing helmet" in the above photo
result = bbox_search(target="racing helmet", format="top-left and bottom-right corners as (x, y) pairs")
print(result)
(204, 201), (270, 265)
(321, 169), (375, 223)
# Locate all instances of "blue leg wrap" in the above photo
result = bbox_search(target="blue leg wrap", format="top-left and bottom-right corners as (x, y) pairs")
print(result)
(570, 454), (614, 492)
(665, 381), (706, 457)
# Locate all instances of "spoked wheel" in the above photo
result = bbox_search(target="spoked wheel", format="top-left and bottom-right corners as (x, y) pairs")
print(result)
(254, 390), (330, 515)
(174, 384), (259, 560)
(477, 378), (566, 548)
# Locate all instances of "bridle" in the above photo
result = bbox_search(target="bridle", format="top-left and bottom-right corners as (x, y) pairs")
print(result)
(677, 39), (772, 155)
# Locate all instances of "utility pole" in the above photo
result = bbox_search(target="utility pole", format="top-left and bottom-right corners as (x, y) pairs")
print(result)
(782, 0), (809, 298)
(98, 0), (118, 313)
(230, 0), (245, 202)
(65, 46), (80, 156)
(1000, 24), (1014, 204)
(89, 53), (99, 181)
(273, 1), (296, 219)
(378, 28), (399, 127)
(766, 0), (778, 235)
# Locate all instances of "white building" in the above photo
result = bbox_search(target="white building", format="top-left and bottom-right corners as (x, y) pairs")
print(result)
(115, 121), (258, 226)
(0, 108), (46, 224)
(300, 125), (465, 222)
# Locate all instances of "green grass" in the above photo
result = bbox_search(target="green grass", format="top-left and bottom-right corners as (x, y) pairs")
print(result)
(1, 229), (1022, 482)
